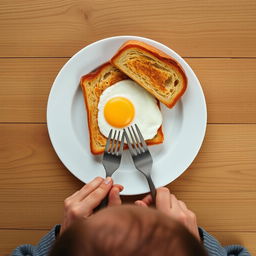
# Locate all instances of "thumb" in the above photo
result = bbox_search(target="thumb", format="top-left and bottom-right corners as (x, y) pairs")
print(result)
(108, 186), (122, 207)
(135, 200), (148, 208)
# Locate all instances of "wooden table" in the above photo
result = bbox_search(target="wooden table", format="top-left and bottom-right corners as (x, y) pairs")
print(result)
(0, 0), (256, 255)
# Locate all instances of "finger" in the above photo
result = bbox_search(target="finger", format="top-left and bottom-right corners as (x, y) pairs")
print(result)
(170, 194), (182, 210)
(82, 177), (113, 211)
(67, 190), (80, 200)
(113, 184), (124, 191)
(140, 194), (153, 206)
(108, 187), (122, 207)
(155, 187), (171, 212)
(72, 177), (104, 201)
(178, 200), (188, 211)
(135, 200), (148, 208)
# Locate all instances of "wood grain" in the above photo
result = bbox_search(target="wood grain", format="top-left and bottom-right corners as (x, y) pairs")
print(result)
(1, 229), (255, 256)
(0, 229), (48, 256)
(0, 124), (255, 231)
(186, 58), (256, 124)
(1, 58), (256, 123)
(1, 124), (255, 193)
(1, 188), (255, 231)
(0, 0), (255, 57)
(1, 0), (256, 252)
(211, 231), (256, 255)
(172, 124), (256, 192)
(0, 58), (67, 123)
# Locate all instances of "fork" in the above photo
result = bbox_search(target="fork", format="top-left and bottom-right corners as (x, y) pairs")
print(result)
(95, 129), (124, 211)
(103, 129), (124, 176)
(124, 124), (156, 203)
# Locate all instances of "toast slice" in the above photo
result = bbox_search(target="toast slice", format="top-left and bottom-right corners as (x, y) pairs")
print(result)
(111, 40), (187, 108)
(80, 62), (164, 155)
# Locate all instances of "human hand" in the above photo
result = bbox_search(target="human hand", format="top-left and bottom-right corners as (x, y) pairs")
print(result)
(60, 177), (123, 234)
(135, 187), (200, 240)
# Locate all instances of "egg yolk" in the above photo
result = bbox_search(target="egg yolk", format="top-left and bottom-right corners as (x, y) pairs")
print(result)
(104, 97), (135, 128)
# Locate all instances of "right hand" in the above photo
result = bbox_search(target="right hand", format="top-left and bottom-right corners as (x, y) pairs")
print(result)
(135, 187), (200, 241)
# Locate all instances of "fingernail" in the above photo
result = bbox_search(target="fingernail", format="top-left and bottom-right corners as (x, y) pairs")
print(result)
(104, 177), (112, 185)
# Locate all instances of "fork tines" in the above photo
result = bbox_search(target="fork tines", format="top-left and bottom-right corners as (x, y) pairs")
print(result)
(124, 124), (148, 156)
(105, 129), (124, 155)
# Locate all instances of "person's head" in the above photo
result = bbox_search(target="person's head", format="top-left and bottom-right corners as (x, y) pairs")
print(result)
(50, 205), (207, 256)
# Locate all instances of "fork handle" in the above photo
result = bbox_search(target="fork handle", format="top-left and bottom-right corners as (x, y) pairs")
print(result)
(146, 175), (156, 204)
(94, 197), (108, 212)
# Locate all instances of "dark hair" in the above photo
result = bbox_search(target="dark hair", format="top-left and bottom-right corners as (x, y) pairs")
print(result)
(49, 206), (207, 256)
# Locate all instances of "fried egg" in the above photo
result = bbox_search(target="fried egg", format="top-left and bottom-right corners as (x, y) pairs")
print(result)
(97, 79), (162, 140)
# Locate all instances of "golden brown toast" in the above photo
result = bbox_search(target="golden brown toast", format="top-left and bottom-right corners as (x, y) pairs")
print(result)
(80, 62), (164, 155)
(111, 40), (187, 108)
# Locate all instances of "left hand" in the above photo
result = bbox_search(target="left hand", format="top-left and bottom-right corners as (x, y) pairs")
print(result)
(60, 176), (123, 234)
(135, 188), (200, 241)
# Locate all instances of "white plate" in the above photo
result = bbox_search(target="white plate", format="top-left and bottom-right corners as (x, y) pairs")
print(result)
(47, 36), (207, 195)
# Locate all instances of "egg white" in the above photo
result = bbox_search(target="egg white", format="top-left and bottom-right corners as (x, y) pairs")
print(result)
(97, 79), (162, 140)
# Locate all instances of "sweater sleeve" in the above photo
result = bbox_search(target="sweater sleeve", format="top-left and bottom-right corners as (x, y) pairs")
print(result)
(199, 227), (251, 256)
(11, 225), (61, 256)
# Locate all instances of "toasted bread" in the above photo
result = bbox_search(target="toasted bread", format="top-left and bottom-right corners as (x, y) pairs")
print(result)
(111, 40), (187, 108)
(80, 62), (164, 155)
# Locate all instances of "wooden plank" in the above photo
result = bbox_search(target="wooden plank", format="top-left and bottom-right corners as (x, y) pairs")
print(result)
(171, 124), (256, 192)
(0, 0), (255, 57)
(0, 229), (255, 256)
(0, 58), (68, 123)
(1, 124), (255, 193)
(0, 124), (255, 230)
(0, 188), (255, 231)
(211, 231), (256, 255)
(1, 58), (256, 123)
(0, 229), (49, 256)
(175, 192), (256, 232)
(186, 58), (256, 124)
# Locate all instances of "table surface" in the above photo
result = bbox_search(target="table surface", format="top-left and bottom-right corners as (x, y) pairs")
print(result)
(0, 0), (256, 255)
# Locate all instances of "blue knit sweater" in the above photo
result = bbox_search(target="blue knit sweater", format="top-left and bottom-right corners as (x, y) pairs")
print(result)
(11, 225), (251, 256)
